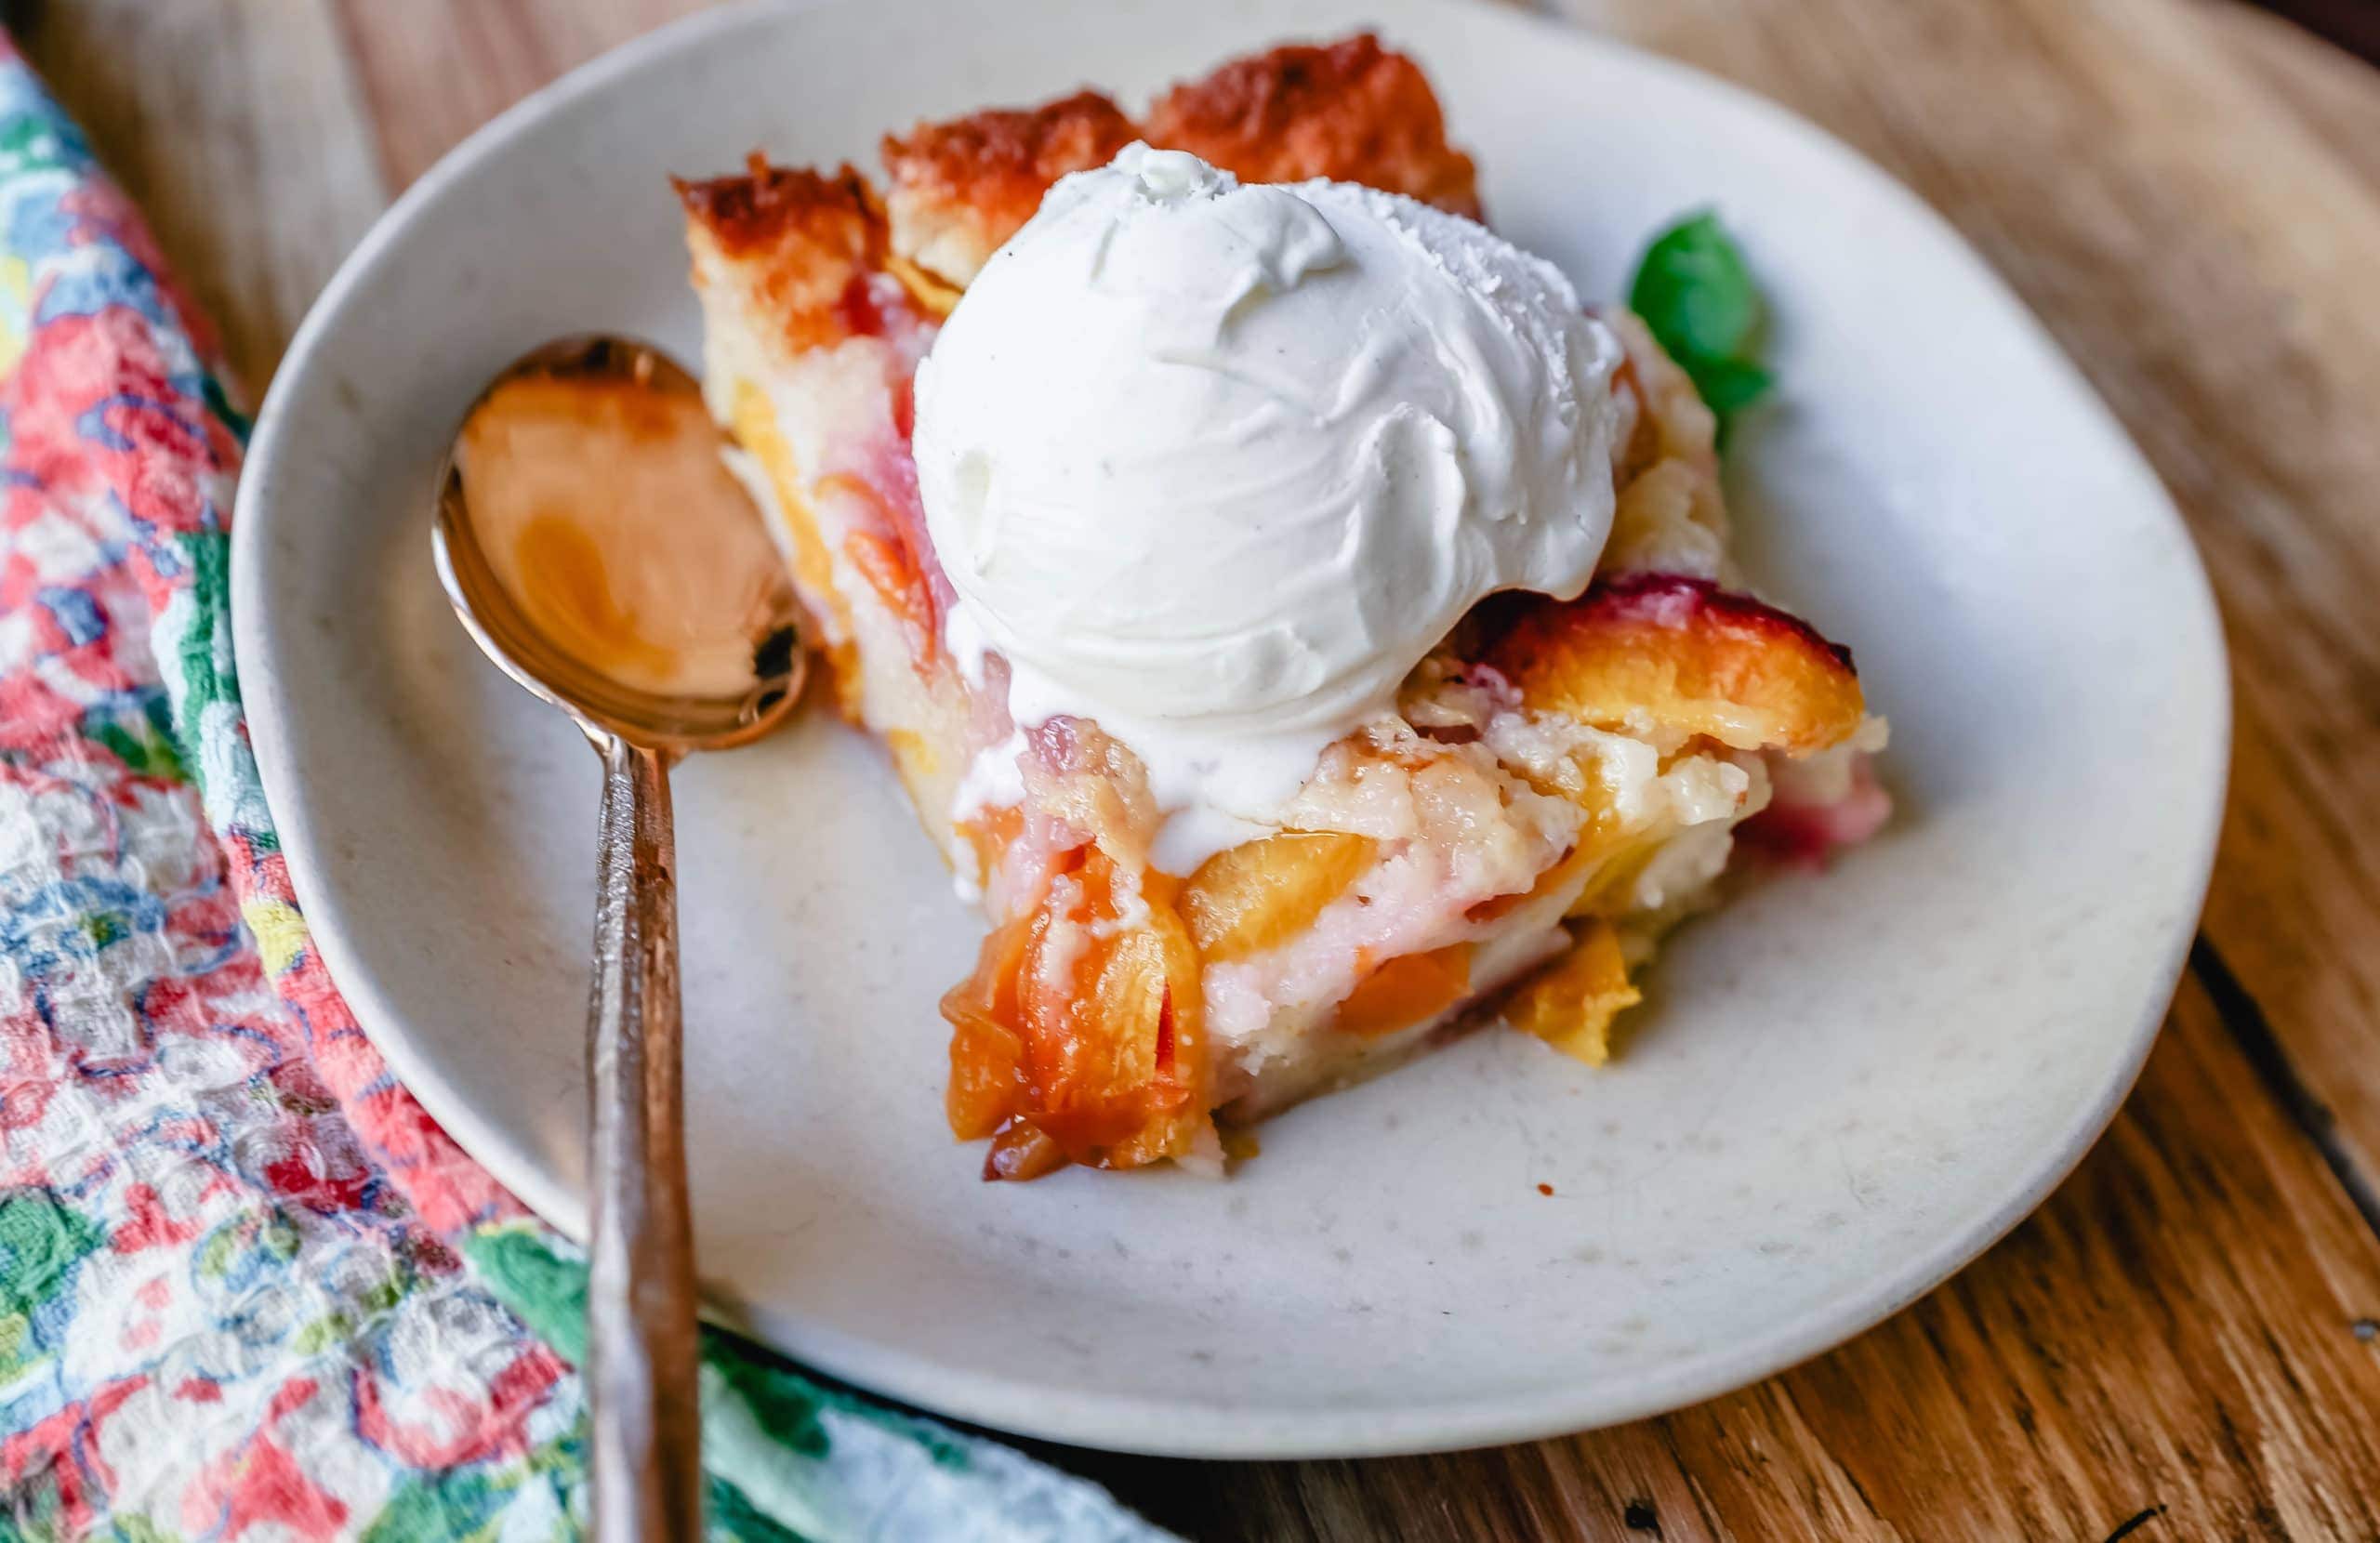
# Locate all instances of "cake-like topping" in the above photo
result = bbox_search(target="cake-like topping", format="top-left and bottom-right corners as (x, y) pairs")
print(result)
(880, 90), (1144, 286)
(1143, 33), (1481, 218)
(912, 144), (1624, 865)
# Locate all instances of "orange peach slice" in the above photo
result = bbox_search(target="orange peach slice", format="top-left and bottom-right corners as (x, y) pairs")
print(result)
(942, 848), (1210, 1177)
(1504, 920), (1641, 1066)
(1334, 943), (1474, 1038)
(1488, 574), (1865, 757)
(1182, 831), (1377, 964)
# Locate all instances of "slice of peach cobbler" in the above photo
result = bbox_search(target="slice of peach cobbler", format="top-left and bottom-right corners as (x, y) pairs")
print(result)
(676, 34), (1887, 1180)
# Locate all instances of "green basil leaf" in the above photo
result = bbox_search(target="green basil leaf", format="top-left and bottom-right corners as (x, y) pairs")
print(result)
(1628, 211), (1771, 447)
(1686, 356), (1773, 415)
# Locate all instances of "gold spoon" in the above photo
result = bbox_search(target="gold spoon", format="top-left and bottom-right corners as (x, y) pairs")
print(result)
(432, 336), (805, 1541)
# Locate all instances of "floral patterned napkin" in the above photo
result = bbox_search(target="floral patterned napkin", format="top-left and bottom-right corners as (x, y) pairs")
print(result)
(0, 36), (1172, 1542)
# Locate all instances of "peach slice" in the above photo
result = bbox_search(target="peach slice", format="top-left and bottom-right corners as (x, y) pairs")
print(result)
(943, 910), (1034, 1142)
(1182, 831), (1378, 964)
(1487, 574), (1865, 756)
(942, 848), (1210, 1177)
(1504, 920), (1641, 1066)
(1334, 943), (1474, 1038)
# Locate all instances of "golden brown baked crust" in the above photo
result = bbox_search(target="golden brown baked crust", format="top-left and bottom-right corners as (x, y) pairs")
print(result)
(1144, 33), (1480, 218)
(674, 155), (887, 352)
(879, 90), (1143, 286)
(694, 36), (1481, 306)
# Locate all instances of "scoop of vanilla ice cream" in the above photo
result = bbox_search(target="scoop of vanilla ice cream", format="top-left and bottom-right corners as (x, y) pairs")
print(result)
(915, 144), (1624, 864)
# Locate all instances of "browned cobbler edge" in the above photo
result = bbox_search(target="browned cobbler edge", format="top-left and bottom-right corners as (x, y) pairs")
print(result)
(1144, 33), (1481, 216)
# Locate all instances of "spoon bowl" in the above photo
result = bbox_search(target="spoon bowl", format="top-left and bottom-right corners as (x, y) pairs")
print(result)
(432, 336), (807, 750)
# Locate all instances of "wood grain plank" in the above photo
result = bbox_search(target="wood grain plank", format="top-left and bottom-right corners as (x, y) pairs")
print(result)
(331, 0), (721, 189)
(2199, 0), (2380, 191)
(15, 0), (386, 397)
(2235, 0), (2380, 66)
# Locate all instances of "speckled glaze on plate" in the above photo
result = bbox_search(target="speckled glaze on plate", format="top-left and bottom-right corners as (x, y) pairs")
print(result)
(231, 0), (2227, 1458)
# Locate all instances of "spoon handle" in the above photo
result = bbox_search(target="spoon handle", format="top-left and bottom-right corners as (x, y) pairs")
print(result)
(585, 732), (703, 1540)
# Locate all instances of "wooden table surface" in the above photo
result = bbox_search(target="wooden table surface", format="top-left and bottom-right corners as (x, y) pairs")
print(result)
(29, 1), (2380, 1537)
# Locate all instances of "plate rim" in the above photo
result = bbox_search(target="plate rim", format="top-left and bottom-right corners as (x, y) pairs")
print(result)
(231, 0), (2232, 1457)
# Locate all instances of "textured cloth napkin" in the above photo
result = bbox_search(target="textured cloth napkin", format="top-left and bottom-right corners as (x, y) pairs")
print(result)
(0, 39), (1174, 1541)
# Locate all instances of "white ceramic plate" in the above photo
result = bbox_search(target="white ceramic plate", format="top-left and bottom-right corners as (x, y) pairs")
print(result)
(231, 0), (2227, 1458)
